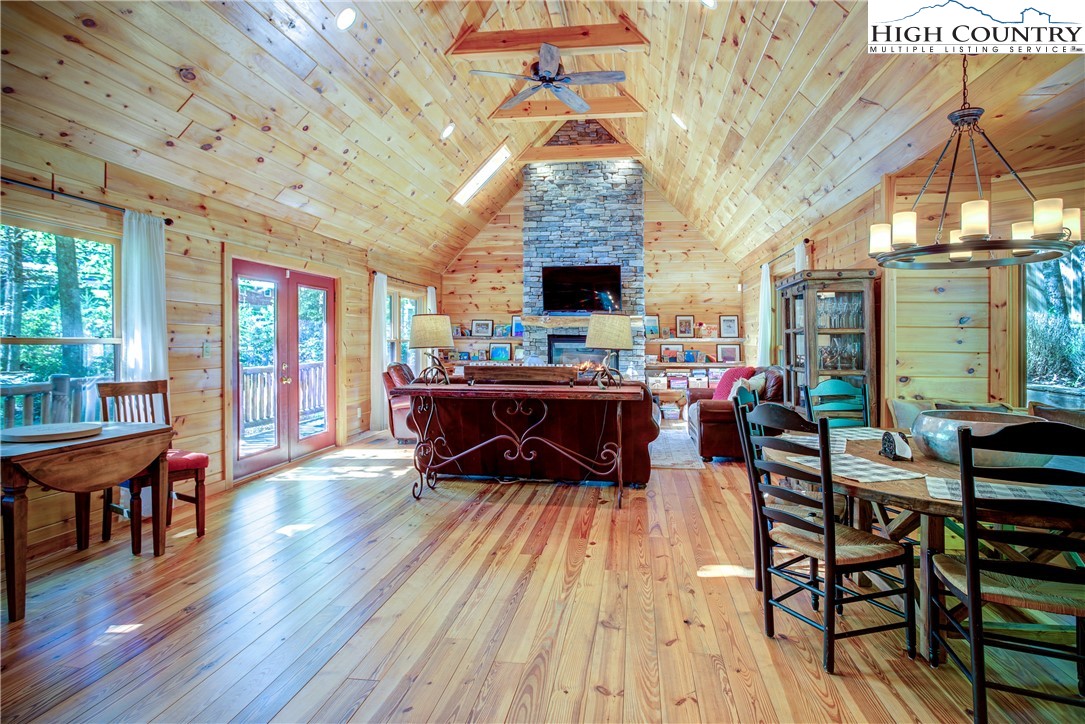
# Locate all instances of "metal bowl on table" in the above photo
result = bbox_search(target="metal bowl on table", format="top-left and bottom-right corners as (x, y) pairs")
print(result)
(910, 410), (1051, 467)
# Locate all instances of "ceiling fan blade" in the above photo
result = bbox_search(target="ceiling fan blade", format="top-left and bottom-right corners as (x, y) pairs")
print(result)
(470, 69), (537, 81)
(549, 84), (591, 113)
(538, 43), (561, 77)
(499, 83), (544, 110)
(559, 70), (626, 85)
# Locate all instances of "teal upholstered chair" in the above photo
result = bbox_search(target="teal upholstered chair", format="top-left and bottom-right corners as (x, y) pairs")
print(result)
(801, 379), (869, 428)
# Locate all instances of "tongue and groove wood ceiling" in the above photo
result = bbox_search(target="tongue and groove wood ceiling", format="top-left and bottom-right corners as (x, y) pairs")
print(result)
(2, 1), (1082, 274)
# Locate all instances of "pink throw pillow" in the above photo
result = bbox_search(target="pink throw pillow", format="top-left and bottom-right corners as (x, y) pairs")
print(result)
(712, 366), (755, 400)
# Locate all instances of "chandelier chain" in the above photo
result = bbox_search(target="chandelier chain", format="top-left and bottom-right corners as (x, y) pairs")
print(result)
(961, 55), (970, 109)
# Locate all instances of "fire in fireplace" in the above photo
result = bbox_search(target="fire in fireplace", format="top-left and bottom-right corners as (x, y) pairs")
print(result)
(547, 335), (608, 367)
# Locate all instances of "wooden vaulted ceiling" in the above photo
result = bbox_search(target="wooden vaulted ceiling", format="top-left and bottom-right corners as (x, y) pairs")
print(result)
(2, 2), (1083, 274)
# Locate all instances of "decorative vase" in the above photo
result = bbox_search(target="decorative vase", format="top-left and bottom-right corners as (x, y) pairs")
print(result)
(910, 410), (1050, 467)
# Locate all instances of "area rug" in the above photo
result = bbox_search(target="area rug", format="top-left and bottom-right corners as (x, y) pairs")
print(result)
(649, 427), (705, 469)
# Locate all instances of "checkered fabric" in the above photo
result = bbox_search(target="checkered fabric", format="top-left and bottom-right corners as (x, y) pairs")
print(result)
(831, 427), (890, 441)
(787, 453), (924, 483)
(926, 476), (1085, 505)
(778, 433), (847, 454)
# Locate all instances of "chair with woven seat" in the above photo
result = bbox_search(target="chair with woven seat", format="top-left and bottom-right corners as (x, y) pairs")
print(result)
(927, 420), (1085, 721)
(736, 401), (915, 673)
(801, 378), (870, 429)
(98, 380), (207, 553)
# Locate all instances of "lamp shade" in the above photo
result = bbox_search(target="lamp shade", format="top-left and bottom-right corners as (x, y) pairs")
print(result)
(408, 314), (454, 349)
(585, 313), (633, 351)
(869, 223), (891, 255)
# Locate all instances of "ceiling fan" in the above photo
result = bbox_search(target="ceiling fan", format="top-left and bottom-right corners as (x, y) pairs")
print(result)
(469, 43), (625, 113)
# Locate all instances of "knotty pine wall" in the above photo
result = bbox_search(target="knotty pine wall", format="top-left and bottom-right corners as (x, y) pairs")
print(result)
(441, 185), (741, 350)
(2, 138), (438, 557)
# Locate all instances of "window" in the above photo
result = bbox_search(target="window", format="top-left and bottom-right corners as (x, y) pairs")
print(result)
(1024, 246), (1085, 407)
(385, 287), (425, 374)
(1, 223), (118, 424)
(453, 145), (511, 206)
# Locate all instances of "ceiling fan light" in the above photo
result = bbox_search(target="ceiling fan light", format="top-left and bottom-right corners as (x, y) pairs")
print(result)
(440, 122), (455, 141)
(335, 7), (356, 30)
(671, 113), (688, 131)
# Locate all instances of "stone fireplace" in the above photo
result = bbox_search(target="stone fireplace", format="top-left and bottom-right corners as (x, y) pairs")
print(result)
(521, 125), (646, 374)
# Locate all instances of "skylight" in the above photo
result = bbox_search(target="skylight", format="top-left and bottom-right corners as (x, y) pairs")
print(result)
(453, 145), (511, 206)
(700, 0), (718, 8)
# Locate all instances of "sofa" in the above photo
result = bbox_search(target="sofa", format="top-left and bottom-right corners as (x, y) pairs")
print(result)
(404, 379), (661, 485)
(687, 366), (784, 460)
(382, 363), (417, 443)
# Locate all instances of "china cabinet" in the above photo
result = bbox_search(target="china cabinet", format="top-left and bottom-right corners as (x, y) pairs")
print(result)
(776, 269), (878, 425)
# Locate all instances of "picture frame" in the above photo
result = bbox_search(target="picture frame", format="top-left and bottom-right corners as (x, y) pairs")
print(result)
(489, 342), (512, 362)
(643, 314), (660, 338)
(660, 343), (684, 363)
(719, 315), (740, 338)
(458, 351), (470, 361)
(451, 325), (461, 337)
(514, 346), (525, 361)
(675, 315), (695, 338)
(716, 344), (741, 364)
(471, 319), (494, 337)
(511, 315), (523, 337)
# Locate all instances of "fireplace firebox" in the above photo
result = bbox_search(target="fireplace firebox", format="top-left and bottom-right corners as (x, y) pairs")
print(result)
(547, 335), (607, 366)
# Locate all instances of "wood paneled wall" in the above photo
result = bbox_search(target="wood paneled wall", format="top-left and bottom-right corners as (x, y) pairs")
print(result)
(440, 185), (740, 343)
(2, 140), (435, 557)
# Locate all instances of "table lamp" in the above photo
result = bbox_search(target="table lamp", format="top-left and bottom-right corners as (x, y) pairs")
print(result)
(585, 313), (633, 388)
(408, 314), (454, 384)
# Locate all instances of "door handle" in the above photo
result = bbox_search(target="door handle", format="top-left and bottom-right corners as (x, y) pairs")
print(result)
(281, 376), (292, 384)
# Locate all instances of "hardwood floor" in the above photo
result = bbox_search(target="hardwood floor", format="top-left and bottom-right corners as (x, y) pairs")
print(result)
(1, 432), (1078, 722)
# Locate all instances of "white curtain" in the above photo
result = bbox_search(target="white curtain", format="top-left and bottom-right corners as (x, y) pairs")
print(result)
(756, 263), (773, 367)
(794, 240), (808, 273)
(369, 272), (389, 431)
(426, 286), (437, 314)
(120, 210), (167, 382)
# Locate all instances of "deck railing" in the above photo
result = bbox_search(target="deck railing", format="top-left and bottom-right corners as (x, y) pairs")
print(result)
(240, 361), (327, 433)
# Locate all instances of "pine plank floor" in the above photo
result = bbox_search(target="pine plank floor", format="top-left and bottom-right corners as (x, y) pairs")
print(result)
(1, 431), (1079, 723)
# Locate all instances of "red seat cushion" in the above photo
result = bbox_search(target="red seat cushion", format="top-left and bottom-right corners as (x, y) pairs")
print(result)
(712, 366), (756, 400)
(167, 448), (210, 472)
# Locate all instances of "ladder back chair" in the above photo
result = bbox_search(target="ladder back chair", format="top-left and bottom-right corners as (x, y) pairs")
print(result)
(801, 379), (870, 429)
(737, 402), (915, 674)
(98, 380), (208, 553)
(927, 420), (1085, 722)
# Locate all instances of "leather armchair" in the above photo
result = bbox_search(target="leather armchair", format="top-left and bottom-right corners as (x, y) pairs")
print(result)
(687, 366), (784, 460)
(381, 363), (416, 443)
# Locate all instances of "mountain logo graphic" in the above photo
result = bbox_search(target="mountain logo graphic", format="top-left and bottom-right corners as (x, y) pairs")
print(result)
(883, 0), (1074, 25)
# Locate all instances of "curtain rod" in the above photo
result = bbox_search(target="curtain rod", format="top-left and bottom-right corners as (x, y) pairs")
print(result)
(372, 269), (429, 289)
(764, 238), (812, 266)
(1, 177), (126, 214)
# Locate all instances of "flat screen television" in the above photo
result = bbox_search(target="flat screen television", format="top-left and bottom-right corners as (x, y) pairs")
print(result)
(542, 265), (622, 313)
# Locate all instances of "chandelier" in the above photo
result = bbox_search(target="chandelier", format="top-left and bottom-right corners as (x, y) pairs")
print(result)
(869, 56), (1081, 270)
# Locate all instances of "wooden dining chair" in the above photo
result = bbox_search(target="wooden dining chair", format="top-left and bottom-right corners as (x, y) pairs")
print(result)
(801, 379), (869, 429)
(738, 402), (915, 673)
(98, 380), (208, 553)
(927, 420), (1084, 722)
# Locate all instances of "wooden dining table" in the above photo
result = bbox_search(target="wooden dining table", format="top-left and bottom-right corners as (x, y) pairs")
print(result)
(765, 432), (1083, 659)
(1, 421), (173, 622)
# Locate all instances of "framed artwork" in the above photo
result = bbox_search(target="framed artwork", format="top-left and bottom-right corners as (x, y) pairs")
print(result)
(717, 344), (741, 364)
(511, 315), (523, 337)
(489, 343), (512, 361)
(643, 314), (660, 338)
(451, 325), (461, 337)
(514, 346), (525, 361)
(719, 315), (740, 338)
(675, 315), (695, 338)
(660, 343), (684, 363)
(471, 319), (494, 337)
(459, 351), (470, 360)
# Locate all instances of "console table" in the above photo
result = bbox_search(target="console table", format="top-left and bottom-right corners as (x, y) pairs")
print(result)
(392, 383), (646, 508)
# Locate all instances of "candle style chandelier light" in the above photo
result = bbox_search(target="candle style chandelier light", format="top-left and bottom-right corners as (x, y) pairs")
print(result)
(869, 56), (1081, 270)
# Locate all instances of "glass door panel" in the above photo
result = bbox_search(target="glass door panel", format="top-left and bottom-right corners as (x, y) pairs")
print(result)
(237, 275), (282, 460)
(297, 286), (328, 439)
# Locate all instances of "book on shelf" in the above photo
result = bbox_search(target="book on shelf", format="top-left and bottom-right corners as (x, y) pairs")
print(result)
(689, 377), (709, 389)
(668, 377), (688, 390)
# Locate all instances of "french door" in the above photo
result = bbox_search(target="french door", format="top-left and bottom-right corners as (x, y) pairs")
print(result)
(233, 260), (336, 478)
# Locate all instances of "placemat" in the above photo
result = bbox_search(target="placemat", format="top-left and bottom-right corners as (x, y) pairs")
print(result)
(831, 427), (890, 441)
(926, 476), (1085, 506)
(778, 433), (847, 454)
(787, 453), (924, 483)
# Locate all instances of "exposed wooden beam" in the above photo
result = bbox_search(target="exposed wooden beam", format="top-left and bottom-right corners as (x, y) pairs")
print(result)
(515, 143), (640, 164)
(446, 17), (649, 60)
(491, 96), (646, 122)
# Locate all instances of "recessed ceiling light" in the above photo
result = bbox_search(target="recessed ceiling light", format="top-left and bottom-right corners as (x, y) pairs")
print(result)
(700, 0), (718, 8)
(671, 113), (688, 131)
(454, 145), (511, 206)
(335, 8), (356, 30)
(440, 122), (456, 141)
